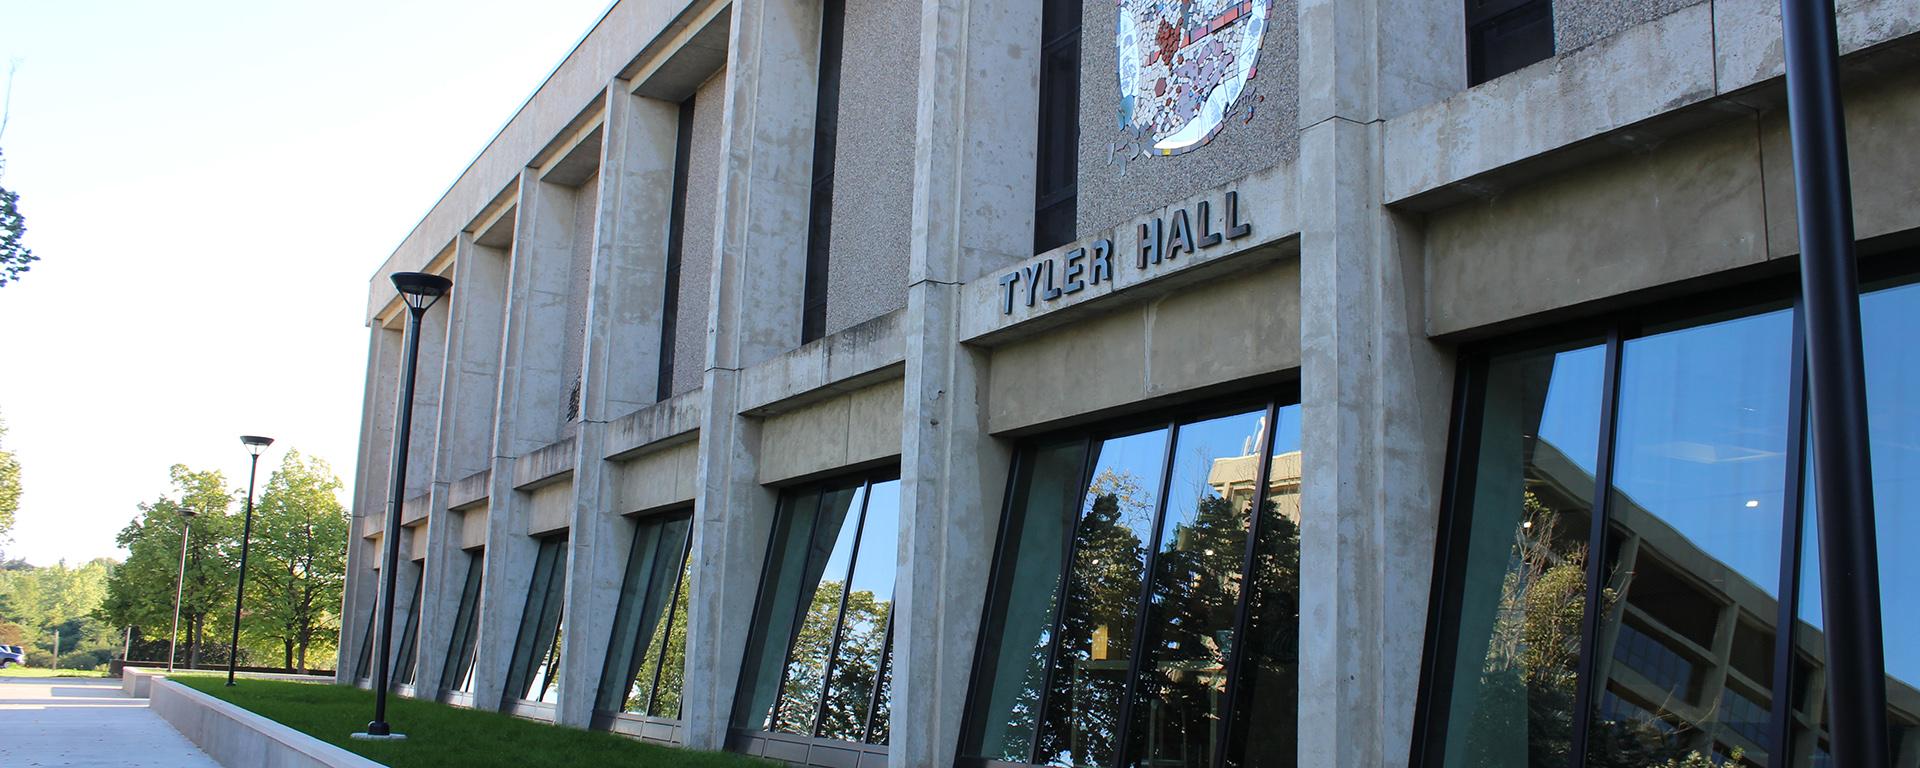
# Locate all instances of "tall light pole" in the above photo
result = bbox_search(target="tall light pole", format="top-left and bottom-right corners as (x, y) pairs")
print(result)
(227, 435), (274, 685)
(354, 270), (450, 741)
(168, 502), (198, 672)
(1780, 0), (1888, 765)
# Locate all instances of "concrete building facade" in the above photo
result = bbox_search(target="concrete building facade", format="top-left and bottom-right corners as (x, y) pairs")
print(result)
(340, 0), (1920, 766)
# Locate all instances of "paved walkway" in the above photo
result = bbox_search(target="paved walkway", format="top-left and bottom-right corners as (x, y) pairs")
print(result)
(0, 677), (220, 767)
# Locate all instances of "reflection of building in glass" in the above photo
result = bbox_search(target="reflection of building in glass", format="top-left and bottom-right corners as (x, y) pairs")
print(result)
(1525, 440), (1920, 767)
(1209, 449), (1302, 524)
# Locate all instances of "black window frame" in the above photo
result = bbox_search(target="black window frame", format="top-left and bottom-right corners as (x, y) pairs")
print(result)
(1408, 257), (1920, 768)
(658, 97), (696, 401)
(800, 0), (846, 345)
(594, 508), (696, 719)
(1465, 0), (1554, 85)
(955, 386), (1303, 768)
(504, 534), (569, 707)
(395, 564), (424, 687)
(730, 467), (902, 747)
(441, 547), (485, 695)
(1033, 0), (1082, 255)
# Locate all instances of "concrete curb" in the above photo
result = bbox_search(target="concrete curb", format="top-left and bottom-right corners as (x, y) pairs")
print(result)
(150, 679), (388, 768)
(124, 667), (335, 698)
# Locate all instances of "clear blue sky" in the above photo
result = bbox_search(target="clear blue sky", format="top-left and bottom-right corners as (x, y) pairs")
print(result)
(0, 0), (613, 566)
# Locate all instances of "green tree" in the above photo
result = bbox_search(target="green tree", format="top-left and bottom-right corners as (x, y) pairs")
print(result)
(244, 451), (348, 672)
(0, 412), (20, 543)
(100, 466), (236, 668)
(0, 557), (118, 669)
(0, 147), (34, 288)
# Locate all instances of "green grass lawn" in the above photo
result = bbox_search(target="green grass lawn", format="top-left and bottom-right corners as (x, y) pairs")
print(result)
(172, 677), (770, 768)
(0, 666), (111, 678)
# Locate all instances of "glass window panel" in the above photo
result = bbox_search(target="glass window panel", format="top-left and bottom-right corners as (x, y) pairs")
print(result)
(733, 489), (824, 729)
(444, 549), (484, 693)
(1226, 403), (1304, 768)
(597, 520), (665, 711)
(651, 553), (693, 718)
(1438, 342), (1605, 768)
(355, 598), (375, 681)
(870, 624), (893, 745)
(773, 483), (866, 734)
(631, 517), (692, 713)
(819, 479), (900, 741)
(962, 438), (1091, 761)
(1587, 309), (1792, 766)
(1122, 409), (1268, 768)
(508, 536), (568, 704)
(1798, 281), (1920, 766)
(1036, 427), (1170, 768)
(396, 568), (423, 686)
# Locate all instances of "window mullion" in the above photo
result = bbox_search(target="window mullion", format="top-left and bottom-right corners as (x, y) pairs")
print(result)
(1768, 302), (1812, 762)
(811, 479), (875, 737)
(1113, 420), (1184, 768)
(1214, 400), (1281, 768)
(1027, 435), (1098, 764)
(1565, 327), (1626, 768)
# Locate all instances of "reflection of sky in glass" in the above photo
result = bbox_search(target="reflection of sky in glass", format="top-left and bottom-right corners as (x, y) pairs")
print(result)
(1802, 282), (1920, 691)
(818, 485), (868, 586)
(1165, 410), (1268, 516)
(1537, 345), (1605, 471)
(850, 480), (900, 603)
(1088, 428), (1171, 533)
(1613, 310), (1791, 598)
(1273, 404), (1303, 456)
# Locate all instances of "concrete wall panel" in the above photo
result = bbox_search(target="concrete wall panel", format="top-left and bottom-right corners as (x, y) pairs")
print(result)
(822, 0), (918, 335)
(1761, 65), (1920, 258)
(459, 504), (490, 550)
(1426, 115), (1767, 337)
(526, 480), (575, 536)
(1555, 0), (1703, 54)
(674, 71), (727, 396)
(757, 378), (904, 484)
(612, 439), (702, 513)
(987, 260), (1301, 434)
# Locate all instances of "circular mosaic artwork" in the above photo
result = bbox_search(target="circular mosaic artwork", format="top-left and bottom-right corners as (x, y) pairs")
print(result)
(1115, 0), (1272, 156)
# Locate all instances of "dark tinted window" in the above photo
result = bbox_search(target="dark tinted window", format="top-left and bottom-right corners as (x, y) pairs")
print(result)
(1466, 0), (1553, 85)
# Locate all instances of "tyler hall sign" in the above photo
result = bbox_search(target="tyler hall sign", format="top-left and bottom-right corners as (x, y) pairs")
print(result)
(996, 191), (1252, 315)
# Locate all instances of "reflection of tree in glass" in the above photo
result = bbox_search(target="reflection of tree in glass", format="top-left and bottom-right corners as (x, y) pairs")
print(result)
(1130, 491), (1250, 763)
(650, 566), (691, 718)
(1228, 489), (1301, 768)
(774, 582), (892, 740)
(1038, 468), (1152, 767)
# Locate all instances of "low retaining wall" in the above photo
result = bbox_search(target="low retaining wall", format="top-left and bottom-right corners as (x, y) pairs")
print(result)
(124, 667), (335, 698)
(150, 679), (386, 768)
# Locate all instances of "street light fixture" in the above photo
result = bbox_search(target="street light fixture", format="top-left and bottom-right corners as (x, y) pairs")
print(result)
(226, 434), (274, 686)
(355, 270), (450, 741)
(168, 502), (199, 673)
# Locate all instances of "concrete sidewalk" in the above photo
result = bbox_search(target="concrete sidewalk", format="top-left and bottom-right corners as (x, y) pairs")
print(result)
(0, 677), (220, 767)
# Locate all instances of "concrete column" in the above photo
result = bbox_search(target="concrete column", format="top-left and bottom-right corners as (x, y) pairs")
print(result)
(1293, 0), (1459, 765)
(339, 324), (402, 680)
(472, 170), (581, 711)
(414, 234), (511, 696)
(681, 0), (823, 748)
(553, 84), (683, 728)
(888, 0), (1039, 764)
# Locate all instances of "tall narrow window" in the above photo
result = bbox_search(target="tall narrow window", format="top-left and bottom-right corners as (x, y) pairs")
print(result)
(395, 568), (424, 686)
(657, 98), (696, 402)
(596, 512), (695, 718)
(959, 398), (1303, 768)
(1466, 0), (1553, 85)
(733, 472), (900, 746)
(443, 548), (484, 694)
(505, 535), (568, 706)
(1033, 0), (1081, 254)
(800, 0), (846, 344)
(355, 599), (376, 682)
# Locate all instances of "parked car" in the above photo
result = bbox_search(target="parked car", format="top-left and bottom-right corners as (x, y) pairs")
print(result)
(0, 645), (24, 668)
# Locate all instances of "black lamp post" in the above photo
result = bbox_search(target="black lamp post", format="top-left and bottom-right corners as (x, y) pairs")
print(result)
(228, 435), (274, 685)
(168, 502), (198, 673)
(355, 270), (450, 741)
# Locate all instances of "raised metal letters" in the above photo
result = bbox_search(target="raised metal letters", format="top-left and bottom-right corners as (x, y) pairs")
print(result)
(999, 190), (1252, 315)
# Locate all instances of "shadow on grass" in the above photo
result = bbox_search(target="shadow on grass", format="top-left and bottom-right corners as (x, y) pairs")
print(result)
(173, 677), (773, 768)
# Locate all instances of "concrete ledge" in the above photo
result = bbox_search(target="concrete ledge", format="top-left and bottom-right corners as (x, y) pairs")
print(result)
(151, 679), (385, 768)
(511, 437), (577, 490)
(448, 469), (491, 510)
(736, 309), (907, 418)
(604, 387), (706, 460)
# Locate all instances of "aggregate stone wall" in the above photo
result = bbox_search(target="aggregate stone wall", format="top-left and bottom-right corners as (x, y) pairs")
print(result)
(822, 0), (919, 336)
(1554, 0), (1704, 54)
(1075, 0), (1299, 239)
(675, 70), (726, 395)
